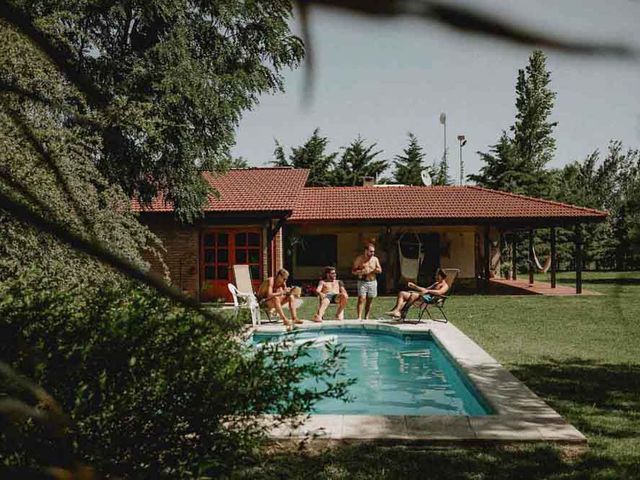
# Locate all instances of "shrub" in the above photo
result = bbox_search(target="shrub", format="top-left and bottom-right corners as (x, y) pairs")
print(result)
(0, 274), (352, 478)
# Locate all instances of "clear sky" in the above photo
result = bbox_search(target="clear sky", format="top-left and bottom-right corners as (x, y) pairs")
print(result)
(231, 0), (640, 182)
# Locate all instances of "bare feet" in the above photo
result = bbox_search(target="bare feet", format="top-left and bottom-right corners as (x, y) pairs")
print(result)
(337, 314), (344, 321)
(385, 311), (401, 319)
(312, 314), (322, 323)
(293, 318), (304, 325)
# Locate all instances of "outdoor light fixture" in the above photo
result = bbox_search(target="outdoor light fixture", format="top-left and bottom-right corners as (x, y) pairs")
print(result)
(457, 135), (467, 185)
(440, 113), (447, 175)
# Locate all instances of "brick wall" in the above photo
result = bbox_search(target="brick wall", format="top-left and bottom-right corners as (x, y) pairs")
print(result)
(274, 229), (283, 274)
(141, 215), (200, 300)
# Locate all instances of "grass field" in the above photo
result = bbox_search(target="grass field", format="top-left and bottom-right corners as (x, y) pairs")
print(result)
(235, 272), (640, 479)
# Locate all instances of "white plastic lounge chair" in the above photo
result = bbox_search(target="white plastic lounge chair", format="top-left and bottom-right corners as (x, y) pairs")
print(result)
(233, 264), (301, 323)
(227, 283), (261, 326)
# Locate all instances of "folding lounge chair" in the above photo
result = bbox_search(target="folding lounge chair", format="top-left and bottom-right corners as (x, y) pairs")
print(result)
(399, 268), (460, 323)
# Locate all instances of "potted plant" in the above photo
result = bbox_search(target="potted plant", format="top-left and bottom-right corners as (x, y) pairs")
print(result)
(500, 261), (512, 280)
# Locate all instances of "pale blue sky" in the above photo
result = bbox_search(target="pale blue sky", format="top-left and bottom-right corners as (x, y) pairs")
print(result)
(232, 0), (640, 181)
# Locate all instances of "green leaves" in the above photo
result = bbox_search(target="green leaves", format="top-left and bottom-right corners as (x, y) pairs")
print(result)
(2, 0), (304, 220)
(0, 278), (353, 477)
(472, 50), (557, 198)
(393, 133), (429, 186)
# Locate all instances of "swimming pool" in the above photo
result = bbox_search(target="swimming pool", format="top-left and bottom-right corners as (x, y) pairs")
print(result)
(252, 328), (492, 416)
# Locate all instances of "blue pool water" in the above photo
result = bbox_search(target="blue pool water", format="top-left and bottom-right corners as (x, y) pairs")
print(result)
(252, 328), (492, 416)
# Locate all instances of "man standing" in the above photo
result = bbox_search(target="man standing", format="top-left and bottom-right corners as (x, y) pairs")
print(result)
(352, 243), (382, 320)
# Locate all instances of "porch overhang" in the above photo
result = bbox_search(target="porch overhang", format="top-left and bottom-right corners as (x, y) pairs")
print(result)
(287, 215), (606, 229)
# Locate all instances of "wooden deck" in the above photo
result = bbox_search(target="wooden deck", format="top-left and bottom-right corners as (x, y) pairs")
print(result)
(489, 278), (602, 296)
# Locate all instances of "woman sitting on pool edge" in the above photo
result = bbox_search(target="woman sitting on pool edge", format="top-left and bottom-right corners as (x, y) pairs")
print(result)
(386, 268), (449, 319)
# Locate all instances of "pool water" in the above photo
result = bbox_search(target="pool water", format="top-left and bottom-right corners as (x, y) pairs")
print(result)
(252, 328), (492, 416)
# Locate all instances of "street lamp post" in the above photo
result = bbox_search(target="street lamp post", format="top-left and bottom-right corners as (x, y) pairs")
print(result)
(439, 112), (447, 164)
(457, 134), (467, 185)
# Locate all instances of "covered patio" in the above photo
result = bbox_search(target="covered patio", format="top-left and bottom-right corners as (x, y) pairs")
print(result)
(286, 184), (608, 295)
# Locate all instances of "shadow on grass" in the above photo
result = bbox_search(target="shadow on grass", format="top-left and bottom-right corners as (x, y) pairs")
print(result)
(511, 360), (640, 439)
(231, 360), (640, 480)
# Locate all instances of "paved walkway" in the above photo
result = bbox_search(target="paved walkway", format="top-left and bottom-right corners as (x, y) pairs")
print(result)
(489, 278), (601, 296)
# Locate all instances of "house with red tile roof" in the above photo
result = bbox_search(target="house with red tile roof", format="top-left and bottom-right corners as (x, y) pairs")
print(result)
(134, 167), (607, 302)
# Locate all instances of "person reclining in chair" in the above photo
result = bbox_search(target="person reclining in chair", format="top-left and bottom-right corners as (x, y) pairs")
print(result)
(257, 268), (302, 330)
(313, 266), (349, 322)
(386, 268), (449, 319)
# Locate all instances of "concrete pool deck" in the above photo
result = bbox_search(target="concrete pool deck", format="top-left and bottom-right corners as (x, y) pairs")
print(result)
(252, 320), (586, 445)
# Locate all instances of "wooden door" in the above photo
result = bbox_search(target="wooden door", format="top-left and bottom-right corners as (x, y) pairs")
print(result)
(201, 229), (263, 302)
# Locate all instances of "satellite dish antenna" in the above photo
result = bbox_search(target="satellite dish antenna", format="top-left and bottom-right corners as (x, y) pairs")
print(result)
(421, 169), (432, 186)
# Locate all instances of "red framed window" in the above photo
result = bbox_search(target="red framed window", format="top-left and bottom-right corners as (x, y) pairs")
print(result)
(200, 229), (263, 302)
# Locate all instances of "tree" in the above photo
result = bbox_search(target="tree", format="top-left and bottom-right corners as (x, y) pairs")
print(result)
(510, 49), (557, 196)
(215, 155), (250, 171)
(333, 136), (388, 186)
(1, 1), (304, 221)
(0, 5), (353, 477)
(468, 132), (531, 193)
(432, 152), (452, 186)
(271, 129), (337, 186)
(551, 141), (640, 270)
(393, 133), (431, 185)
(472, 50), (557, 197)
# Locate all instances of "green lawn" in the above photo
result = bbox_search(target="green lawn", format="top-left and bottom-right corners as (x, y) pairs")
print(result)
(235, 272), (640, 479)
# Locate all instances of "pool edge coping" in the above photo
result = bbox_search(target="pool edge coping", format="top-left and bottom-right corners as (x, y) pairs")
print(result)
(251, 320), (587, 445)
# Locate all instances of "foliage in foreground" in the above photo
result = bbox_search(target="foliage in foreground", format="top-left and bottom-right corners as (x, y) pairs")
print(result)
(0, 273), (352, 478)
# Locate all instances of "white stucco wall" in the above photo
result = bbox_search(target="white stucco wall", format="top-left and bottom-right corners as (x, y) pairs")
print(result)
(291, 225), (480, 280)
(440, 230), (476, 278)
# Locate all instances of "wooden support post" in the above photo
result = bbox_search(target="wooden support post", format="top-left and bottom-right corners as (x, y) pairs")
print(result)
(475, 234), (481, 292)
(575, 224), (583, 294)
(484, 226), (491, 292)
(512, 233), (518, 281)
(528, 229), (534, 285)
(550, 226), (557, 288)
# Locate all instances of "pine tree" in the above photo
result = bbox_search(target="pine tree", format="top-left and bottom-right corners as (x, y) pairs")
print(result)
(468, 132), (529, 193)
(333, 136), (388, 186)
(433, 153), (452, 186)
(270, 129), (337, 186)
(393, 133), (431, 185)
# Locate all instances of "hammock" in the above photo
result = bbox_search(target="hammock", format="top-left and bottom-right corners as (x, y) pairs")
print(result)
(398, 233), (424, 281)
(490, 248), (501, 272)
(532, 245), (552, 273)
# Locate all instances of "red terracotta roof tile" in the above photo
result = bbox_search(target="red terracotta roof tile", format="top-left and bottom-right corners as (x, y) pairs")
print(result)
(132, 168), (309, 213)
(288, 185), (607, 222)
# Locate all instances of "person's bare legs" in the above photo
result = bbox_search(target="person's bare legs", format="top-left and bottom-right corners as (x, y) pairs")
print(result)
(356, 295), (366, 320)
(387, 291), (419, 316)
(265, 296), (292, 329)
(335, 293), (348, 320)
(313, 297), (330, 322)
(364, 297), (375, 320)
(285, 296), (302, 324)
